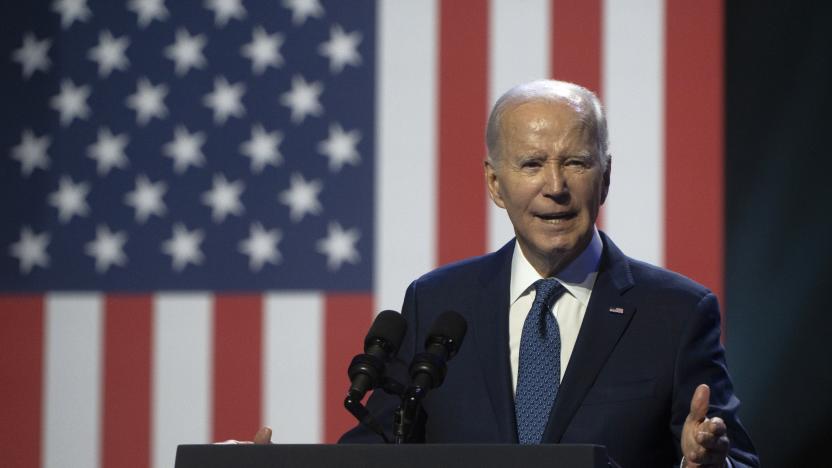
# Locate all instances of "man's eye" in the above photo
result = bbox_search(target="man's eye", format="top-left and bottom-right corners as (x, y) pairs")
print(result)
(521, 161), (541, 168)
(566, 158), (589, 167)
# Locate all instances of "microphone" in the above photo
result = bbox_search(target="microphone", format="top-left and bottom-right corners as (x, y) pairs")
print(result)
(394, 310), (467, 443)
(408, 310), (468, 392)
(346, 310), (408, 402)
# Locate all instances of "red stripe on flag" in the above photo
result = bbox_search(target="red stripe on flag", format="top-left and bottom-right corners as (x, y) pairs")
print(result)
(212, 295), (263, 441)
(437, 0), (489, 265)
(550, 0), (603, 96)
(664, 1), (725, 320)
(323, 293), (373, 443)
(550, 0), (606, 227)
(101, 295), (152, 468)
(0, 295), (43, 468)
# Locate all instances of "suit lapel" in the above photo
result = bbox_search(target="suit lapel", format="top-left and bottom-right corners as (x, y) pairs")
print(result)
(471, 241), (517, 443)
(542, 233), (636, 443)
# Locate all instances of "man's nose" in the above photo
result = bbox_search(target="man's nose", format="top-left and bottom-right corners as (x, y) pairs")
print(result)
(542, 163), (568, 200)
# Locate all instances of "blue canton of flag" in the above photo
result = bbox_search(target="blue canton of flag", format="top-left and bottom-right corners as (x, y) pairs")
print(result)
(1, 0), (375, 292)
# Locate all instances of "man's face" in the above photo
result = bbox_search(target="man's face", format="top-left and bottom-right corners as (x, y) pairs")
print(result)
(485, 99), (610, 275)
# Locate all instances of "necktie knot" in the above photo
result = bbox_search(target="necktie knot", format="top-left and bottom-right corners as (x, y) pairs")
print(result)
(533, 278), (564, 308)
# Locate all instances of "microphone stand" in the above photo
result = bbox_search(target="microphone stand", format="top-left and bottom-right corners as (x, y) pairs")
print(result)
(393, 348), (446, 443)
(344, 391), (389, 444)
(344, 377), (405, 444)
(393, 385), (426, 444)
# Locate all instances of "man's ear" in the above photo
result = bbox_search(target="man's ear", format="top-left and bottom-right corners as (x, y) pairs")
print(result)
(600, 155), (611, 205)
(484, 159), (505, 209)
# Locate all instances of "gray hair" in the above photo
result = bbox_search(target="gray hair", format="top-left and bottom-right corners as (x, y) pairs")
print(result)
(485, 80), (610, 170)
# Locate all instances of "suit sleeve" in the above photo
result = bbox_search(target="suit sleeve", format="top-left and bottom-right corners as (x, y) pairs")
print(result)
(339, 281), (422, 443)
(670, 292), (759, 467)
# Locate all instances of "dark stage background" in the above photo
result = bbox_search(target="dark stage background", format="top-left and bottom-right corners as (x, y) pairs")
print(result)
(725, 1), (832, 465)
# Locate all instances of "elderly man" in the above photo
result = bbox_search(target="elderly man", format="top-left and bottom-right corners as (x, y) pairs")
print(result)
(338, 80), (757, 467)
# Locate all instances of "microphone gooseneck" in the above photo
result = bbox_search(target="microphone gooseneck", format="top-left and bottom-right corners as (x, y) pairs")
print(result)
(394, 310), (468, 444)
(344, 310), (408, 442)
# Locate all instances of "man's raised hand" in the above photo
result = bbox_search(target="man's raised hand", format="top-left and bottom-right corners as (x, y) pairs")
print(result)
(682, 384), (730, 467)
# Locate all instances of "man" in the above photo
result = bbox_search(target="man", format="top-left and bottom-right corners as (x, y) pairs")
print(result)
(338, 80), (758, 467)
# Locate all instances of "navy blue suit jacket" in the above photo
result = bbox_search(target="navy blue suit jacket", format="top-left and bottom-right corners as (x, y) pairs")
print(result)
(341, 233), (758, 467)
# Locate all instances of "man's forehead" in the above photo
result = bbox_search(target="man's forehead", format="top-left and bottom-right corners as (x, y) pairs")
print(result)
(503, 98), (585, 125)
(502, 99), (590, 135)
(505, 92), (588, 114)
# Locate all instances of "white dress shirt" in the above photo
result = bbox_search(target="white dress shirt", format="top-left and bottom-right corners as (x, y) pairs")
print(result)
(509, 227), (603, 393)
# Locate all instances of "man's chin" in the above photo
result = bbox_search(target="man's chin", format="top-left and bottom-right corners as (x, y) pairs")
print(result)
(518, 237), (581, 271)
(528, 231), (593, 264)
(537, 233), (581, 254)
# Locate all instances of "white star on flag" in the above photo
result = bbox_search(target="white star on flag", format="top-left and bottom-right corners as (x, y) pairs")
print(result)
(126, 77), (168, 125)
(241, 26), (284, 75)
(319, 24), (362, 74)
(87, 127), (130, 176)
(51, 78), (91, 126)
(163, 125), (206, 174)
(9, 226), (50, 274)
(203, 76), (246, 125)
(12, 33), (52, 79)
(279, 172), (322, 223)
(162, 223), (205, 272)
(165, 28), (207, 77)
(128, 0), (169, 28)
(240, 124), (283, 173)
(280, 75), (323, 124)
(318, 122), (361, 172)
(48, 176), (91, 223)
(124, 174), (167, 224)
(10, 129), (51, 177)
(317, 221), (360, 271)
(87, 30), (130, 77)
(238, 222), (282, 271)
(202, 173), (245, 223)
(52, 0), (92, 29)
(282, 0), (324, 26)
(85, 225), (128, 273)
(204, 0), (246, 27)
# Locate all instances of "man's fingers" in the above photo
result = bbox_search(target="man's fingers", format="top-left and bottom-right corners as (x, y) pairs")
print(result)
(686, 438), (729, 466)
(704, 417), (727, 437)
(694, 417), (727, 446)
(687, 384), (710, 423)
(253, 426), (273, 444)
(695, 427), (729, 449)
(695, 430), (716, 448)
(688, 420), (730, 466)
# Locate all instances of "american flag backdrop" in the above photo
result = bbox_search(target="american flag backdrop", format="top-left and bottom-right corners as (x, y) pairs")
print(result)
(0, 1), (723, 467)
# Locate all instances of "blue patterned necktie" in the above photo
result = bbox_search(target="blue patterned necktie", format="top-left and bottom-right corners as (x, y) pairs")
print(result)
(515, 278), (566, 444)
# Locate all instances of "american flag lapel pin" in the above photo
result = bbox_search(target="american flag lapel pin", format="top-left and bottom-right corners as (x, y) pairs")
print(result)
(609, 307), (625, 314)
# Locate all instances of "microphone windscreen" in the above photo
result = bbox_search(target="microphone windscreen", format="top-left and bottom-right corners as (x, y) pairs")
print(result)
(364, 309), (407, 356)
(427, 310), (467, 354)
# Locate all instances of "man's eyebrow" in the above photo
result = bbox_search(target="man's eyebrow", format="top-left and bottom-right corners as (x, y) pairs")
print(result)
(517, 151), (547, 160)
(562, 152), (593, 159)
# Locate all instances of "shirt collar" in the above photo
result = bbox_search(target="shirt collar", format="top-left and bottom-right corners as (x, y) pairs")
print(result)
(509, 227), (603, 306)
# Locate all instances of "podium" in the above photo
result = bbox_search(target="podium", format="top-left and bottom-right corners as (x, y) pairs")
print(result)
(175, 444), (610, 468)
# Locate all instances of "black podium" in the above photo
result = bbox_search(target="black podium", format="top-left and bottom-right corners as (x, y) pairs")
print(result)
(175, 444), (609, 468)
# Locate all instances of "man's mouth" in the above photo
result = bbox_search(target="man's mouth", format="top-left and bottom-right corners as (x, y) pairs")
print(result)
(535, 211), (577, 222)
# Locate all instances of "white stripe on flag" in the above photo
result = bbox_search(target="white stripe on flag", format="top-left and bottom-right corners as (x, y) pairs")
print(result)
(375, 0), (438, 313)
(152, 294), (212, 468)
(43, 294), (102, 468)
(602, 0), (666, 266)
(487, 0), (551, 252)
(263, 293), (323, 443)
